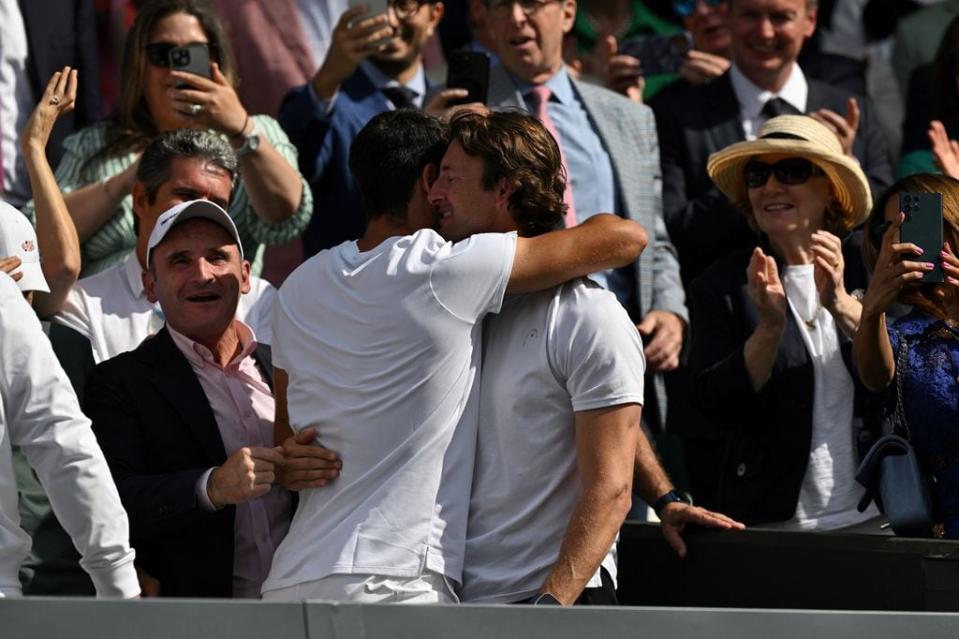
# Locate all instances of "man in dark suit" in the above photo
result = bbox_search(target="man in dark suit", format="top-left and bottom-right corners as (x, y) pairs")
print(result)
(279, 1), (445, 258)
(84, 201), (293, 598)
(653, 0), (893, 285)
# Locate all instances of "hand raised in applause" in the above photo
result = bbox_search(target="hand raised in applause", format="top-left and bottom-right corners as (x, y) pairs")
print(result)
(746, 247), (787, 330)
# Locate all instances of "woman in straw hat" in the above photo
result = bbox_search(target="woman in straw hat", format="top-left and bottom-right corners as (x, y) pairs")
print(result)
(687, 115), (884, 531)
(855, 173), (959, 539)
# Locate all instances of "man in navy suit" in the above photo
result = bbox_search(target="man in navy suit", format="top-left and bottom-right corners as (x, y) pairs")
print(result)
(279, 1), (445, 258)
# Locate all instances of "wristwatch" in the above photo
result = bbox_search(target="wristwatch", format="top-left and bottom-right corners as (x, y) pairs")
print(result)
(653, 490), (693, 517)
(233, 120), (260, 157)
(531, 593), (562, 606)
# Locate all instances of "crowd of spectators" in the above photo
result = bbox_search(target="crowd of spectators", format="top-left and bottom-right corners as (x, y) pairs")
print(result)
(1, 0), (958, 605)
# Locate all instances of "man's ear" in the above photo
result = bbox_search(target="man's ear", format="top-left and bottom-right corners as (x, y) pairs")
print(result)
(421, 163), (438, 194)
(142, 268), (159, 304)
(803, 5), (818, 38)
(429, 2), (445, 32)
(240, 259), (251, 295)
(494, 176), (515, 210)
(561, 0), (577, 34)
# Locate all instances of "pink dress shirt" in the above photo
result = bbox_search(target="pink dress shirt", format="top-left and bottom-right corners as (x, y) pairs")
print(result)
(169, 321), (291, 599)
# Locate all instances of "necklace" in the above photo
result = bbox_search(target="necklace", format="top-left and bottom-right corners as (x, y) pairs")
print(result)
(789, 300), (822, 330)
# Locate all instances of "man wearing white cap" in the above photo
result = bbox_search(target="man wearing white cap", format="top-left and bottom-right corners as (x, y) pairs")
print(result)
(54, 128), (276, 364)
(85, 200), (291, 598)
(0, 267), (139, 598)
(0, 200), (50, 300)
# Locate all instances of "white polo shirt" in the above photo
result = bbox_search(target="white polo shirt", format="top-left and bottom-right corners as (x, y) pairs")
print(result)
(0, 272), (138, 597)
(54, 252), (277, 363)
(262, 229), (516, 595)
(461, 279), (645, 603)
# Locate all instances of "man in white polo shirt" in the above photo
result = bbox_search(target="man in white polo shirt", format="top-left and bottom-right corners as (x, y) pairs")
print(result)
(54, 128), (275, 364)
(262, 109), (646, 602)
(430, 111), (744, 606)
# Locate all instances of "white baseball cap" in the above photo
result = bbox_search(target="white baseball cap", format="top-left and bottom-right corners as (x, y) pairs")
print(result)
(146, 200), (243, 268)
(0, 200), (50, 293)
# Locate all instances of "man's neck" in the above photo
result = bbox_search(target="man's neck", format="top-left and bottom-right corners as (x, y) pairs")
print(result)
(370, 57), (422, 87)
(356, 215), (420, 252)
(177, 321), (243, 368)
(739, 61), (796, 94)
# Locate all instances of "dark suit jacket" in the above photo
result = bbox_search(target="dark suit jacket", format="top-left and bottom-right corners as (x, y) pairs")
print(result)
(687, 234), (880, 524)
(279, 69), (432, 258)
(19, 0), (99, 169)
(85, 327), (273, 598)
(652, 70), (893, 285)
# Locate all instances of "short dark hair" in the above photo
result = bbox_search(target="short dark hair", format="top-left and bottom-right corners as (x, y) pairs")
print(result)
(349, 110), (449, 222)
(448, 110), (566, 237)
(137, 128), (238, 204)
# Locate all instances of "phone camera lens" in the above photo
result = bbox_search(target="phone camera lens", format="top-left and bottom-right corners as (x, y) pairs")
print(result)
(903, 205), (912, 213)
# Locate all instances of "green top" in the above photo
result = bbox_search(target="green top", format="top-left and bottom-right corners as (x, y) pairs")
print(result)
(22, 114), (314, 278)
(571, 0), (683, 100)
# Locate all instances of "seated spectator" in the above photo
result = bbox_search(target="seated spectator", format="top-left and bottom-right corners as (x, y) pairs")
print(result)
(85, 200), (295, 598)
(279, 1), (446, 259)
(0, 268), (138, 599)
(54, 128), (276, 364)
(855, 173), (959, 540)
(22, 0), (312, 278)
(689, 115), (883, 531)
(899, 15), (959, 177)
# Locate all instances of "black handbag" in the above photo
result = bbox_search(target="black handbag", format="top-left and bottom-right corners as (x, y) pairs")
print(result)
(855, 333), (936, 537)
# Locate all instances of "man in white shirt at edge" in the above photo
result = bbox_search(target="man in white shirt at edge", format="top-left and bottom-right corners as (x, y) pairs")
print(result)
(0, 266), (139, 598)
(54, 128), (276, 364)
(262, 109), (647, 603)
(429, 110), (745, 606)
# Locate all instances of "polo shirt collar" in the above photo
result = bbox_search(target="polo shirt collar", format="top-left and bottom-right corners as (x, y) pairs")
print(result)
(730, 61), (808, 121)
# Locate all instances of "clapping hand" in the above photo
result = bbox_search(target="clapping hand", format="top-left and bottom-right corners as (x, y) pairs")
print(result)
(811, 98), (860, 157)
(929, 120), (959, 180)
(810, 230), (846, 311)
(746, 247), (787, 329)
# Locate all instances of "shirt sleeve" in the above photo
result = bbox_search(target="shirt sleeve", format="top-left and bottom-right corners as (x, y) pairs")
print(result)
(52, 286), (93, 340)
(548, 281), (646, 412)
(0, 276), (138, 597)
(429, 231), (517, 323)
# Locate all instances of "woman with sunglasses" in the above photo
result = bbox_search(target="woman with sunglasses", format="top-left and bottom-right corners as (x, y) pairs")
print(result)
(687, 115), (884, 531)
(855, 174), (959, 539)
(21, 0), (312, 277)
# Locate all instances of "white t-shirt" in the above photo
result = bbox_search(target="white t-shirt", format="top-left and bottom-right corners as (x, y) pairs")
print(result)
(461, 279), (646, 603)
(262, 229), (516, 594)
(0, 273), (138, 597)
(767, 264), (878, 531)
(54, 253), (276, 363)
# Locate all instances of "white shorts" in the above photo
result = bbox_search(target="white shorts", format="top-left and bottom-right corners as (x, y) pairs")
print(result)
(261, 570), (458, 604)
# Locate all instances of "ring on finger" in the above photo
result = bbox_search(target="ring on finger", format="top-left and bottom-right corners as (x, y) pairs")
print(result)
(49, 95), (61, 105)
(188, 103), (202, 116)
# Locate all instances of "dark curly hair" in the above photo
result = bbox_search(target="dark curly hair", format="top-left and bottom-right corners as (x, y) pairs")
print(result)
(448, 110), (566, 237)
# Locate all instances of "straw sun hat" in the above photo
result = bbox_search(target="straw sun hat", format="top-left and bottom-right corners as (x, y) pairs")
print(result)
(707, 115), (873, 231)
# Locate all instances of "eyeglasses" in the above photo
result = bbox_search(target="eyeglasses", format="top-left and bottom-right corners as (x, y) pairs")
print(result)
(390, 0), (434, 20)
(744, 158), (825, 189)
(672, 0), (725, 17)
(487, 0), (562, 19)
(145, 41), (219, 68)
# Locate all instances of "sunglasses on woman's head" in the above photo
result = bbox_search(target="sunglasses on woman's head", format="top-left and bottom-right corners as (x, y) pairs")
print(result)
(743, 158), (825, 189)
(145, 41), (218, 67)
(673, 0), (725, 17)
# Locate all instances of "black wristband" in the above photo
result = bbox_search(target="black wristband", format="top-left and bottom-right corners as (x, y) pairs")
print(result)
(653, 490), (692, 516)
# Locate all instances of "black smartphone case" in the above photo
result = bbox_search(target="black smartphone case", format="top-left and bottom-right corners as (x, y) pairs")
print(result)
(446, 51), (490, 106)
(170, 43), (211, 89)
(900, 192), (944, 283)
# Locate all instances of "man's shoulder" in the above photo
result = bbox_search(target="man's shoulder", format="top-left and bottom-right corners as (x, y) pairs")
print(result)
(91, 328), (167, 377)
(572, 76), (653, 119)
(71, 260), (129, 298)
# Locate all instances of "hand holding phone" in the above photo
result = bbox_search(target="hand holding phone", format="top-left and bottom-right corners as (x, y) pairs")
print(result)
(618, 32), (693, 76)
(169, 43), (212, 89)
(446, 51), (490, 106)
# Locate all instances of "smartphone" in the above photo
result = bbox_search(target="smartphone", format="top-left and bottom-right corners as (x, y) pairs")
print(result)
(169, 43), (211, 89)
(900, 191), (945, 283)
(348, 0), (392, 47)
(618, 32), (692, 76)
(446, 51), (490, 106)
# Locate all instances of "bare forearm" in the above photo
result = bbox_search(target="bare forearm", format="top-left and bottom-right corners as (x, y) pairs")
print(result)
(63, 170), (134, 242)
(743, 323), (783, 392)
(632, 429), (673, 506)
(236, 138), (303, 224)
(540, 480), (632, 605)
(853, 310), (894, 392)
(23, 145), (80, 317)
(826, 292), (862, 340)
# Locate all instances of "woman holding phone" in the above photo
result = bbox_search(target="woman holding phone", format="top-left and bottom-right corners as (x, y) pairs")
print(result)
(689, 115), (883, 531)
(22, 0), (312, 277)
(854, 173), (959, 539)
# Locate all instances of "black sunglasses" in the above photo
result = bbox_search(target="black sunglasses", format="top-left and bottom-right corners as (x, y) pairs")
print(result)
(145, 41), (219, 67)
(744, 158), (825, 189)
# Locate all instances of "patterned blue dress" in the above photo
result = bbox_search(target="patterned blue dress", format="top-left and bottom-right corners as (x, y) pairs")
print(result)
(889, 312), (959, 538)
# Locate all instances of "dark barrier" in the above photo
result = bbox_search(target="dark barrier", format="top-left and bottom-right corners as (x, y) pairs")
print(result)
(618, 521), (959, 611)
